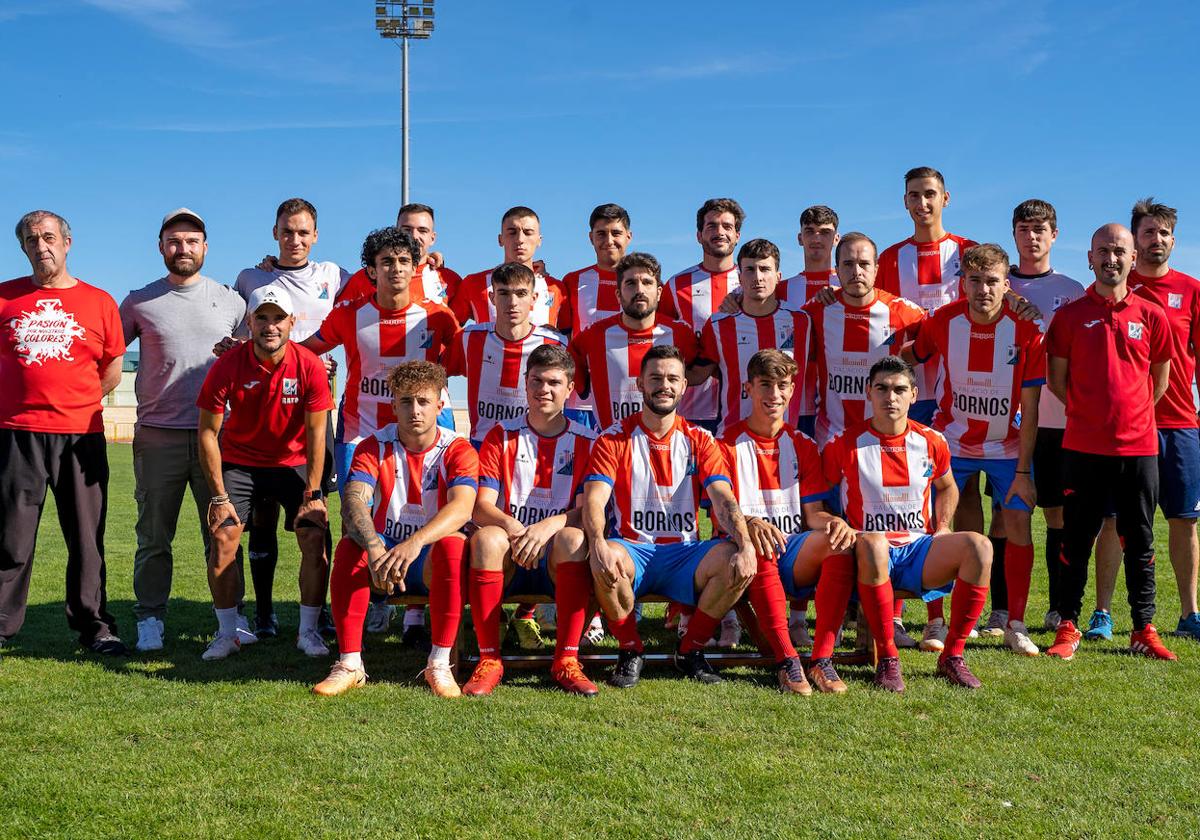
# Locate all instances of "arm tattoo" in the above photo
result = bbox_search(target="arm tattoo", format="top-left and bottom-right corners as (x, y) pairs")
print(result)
(719, 496), (746, 537)
(342, 482), (384, 552)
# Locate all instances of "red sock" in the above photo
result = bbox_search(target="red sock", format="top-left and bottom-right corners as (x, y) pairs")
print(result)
(515, 602), (536, 620)
(468, 568), (504, 659)
(330, 538), (370, 654)
(747, 556), (796, 661)
(927, 597), (945, 622)
(859, 580), (899, 659)
(678, 602), (695, 618)
(608, 611), (643, 652)
(812, 554), (855, 660)
(680, 608), (722, 654)
(943, 579), (988, 659)
(1005, 542), (1035, 624)
(429, 537), (465, 648)
(554, 561), (592, 660)
(893, 598), (905, 620)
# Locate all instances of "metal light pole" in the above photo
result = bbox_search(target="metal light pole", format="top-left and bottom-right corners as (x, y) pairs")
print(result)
(375, 2), (436, 205)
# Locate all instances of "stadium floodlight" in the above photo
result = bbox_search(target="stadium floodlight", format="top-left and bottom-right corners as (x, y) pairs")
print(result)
(374, 0), (437, 204)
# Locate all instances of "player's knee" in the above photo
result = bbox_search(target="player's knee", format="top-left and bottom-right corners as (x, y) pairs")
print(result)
(965, 532), (992, 573)
(855, 531), (888, 559)
(552, 527), (587, 561)
(470, 526), (508, 569)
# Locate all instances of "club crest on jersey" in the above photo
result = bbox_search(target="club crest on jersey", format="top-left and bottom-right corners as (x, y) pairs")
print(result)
(1128, 321), (1144, 340)
(1052, 295), (1070, 311)
(422, 468), (438, 492)
(1005, 344), (1020, 365)
(556, 451), (575, 476)
(921, 457), (934, 478)
(282, 378), (298, 395)
(685, 456), (698, 477)
(778, 325), (795, 350)
(1169, 293), (1183, 309)
(418, 330), (434, 349)
(318, 282), (329, 300)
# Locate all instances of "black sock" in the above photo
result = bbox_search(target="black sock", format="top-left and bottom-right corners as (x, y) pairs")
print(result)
(988, 536), (1008, 611)
(1045, 527), (1064, 615)
(248, 527), (279, 620)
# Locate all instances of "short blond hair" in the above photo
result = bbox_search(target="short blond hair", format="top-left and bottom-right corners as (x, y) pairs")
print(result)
(961, 243), (1010, 277)
(387, 361), (446, 398)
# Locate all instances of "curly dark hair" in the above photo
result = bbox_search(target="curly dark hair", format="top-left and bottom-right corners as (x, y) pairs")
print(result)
(361, 226), (421, 269)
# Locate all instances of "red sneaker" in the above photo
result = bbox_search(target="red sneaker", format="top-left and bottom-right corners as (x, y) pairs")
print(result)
(1129, 625), (1178, 661)
(551, 656), (599, 696)
(462, 658), (504, 696)
(873, 656), (905, 693)
(1046, 620), (1082, 660)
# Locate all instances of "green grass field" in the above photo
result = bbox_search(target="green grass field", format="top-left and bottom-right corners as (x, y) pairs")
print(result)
(1, 445), (1197, 838)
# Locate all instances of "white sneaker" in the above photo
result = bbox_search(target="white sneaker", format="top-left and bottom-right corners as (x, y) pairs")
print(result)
(717, 612), (742, 649)
(135, 617), (164, 652)
(297, 628), (330, 657)
(788, 616), (812, 649)
(235, 614), (258, 646)
(1043, 610), (1062, 631)
(365, 601), (395, 634)
(1004, 621), (1040, 656)
(536, 603), (557, 633)
(893, 619), (919, 649)
(583, 614), (605, 646)
(980, 609), (1008, 637)
(919, 617), (948, 652)
(202, 633), (241, 661)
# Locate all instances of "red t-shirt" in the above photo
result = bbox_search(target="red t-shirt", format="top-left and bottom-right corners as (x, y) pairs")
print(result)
(197, 340), (334, 467)
(1046, 285), (1171, 456)
(1129, 269), (1200, 429)
(0, 277), (124, 434)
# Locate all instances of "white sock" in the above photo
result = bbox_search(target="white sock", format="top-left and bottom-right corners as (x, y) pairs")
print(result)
(215, 607), (239, 637)
(428, 644), (451, 666)
(404, 607), (425, 628)
(299, 605), (321, 634)
(339, 651), (363, 670)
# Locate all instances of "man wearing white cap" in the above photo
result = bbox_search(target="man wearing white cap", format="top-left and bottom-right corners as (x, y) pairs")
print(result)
(119, 208), (247, 652)
(196, 286), (335, 661)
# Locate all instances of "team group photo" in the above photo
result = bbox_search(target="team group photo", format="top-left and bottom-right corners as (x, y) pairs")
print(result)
(3, 2), (1198, 837)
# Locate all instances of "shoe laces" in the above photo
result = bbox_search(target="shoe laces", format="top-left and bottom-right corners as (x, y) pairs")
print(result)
(780, 657), (805, 681)
(473, 658), (503, 679)
(814, 657), (839, 682)
(555, 658), (588, 681)
(878, 656), (901, 677)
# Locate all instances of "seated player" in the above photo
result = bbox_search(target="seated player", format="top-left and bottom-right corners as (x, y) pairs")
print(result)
(901, 243), (1045, 656)
(549, 345), (759, 689)
(719, 350), (860, 693)
(824, 356), (992, 691)
(463, 345), (599, 696)
(313, 361), (478, 698)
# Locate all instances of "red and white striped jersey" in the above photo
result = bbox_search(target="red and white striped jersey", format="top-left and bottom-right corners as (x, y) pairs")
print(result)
(451, 268), (569, 331)
(698, 304), (813, 433)
(336, 263), (464, 309)
(778, 269), (839, 419)
(660, 264), (740, 421)
(804, 289), (926, 446)
(720, 421), (829, 537)
(569, 313), (699, 431)
(477, 416), (596, 527)
(563, 264), (620, 335)
(823, 420), (950, 546)
(586, 414), (731, 544)
(347, 424), (479, 545)
(912, 300), (1046, 460)
(315, 296), (459, 445)
(444, 322), (568, 444)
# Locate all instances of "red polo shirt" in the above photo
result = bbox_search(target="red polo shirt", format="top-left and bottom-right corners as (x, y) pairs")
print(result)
(1046, 284), (1170, 456)
(197, 340), (334, 467)
(1129, 269), (1200, 429)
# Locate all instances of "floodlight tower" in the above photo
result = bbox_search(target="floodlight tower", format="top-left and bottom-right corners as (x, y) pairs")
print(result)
(375, 1), (436, 205)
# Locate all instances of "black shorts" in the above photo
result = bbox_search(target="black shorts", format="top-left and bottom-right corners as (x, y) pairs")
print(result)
(223, 463), (310, 532)
(1033, 427), (1065, 508)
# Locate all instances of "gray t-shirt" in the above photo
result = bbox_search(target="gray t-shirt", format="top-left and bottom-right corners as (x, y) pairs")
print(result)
(119, 275), (246, 429)
(1009, 268), (1085, 430)
(234, 260), (350, 343)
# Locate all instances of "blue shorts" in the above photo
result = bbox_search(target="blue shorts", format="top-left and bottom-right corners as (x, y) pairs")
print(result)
(910, 400), (937, 425)
(613, 538), (727, 606)
(951, 457), (1032, 512)
(777, 532), (818, 600)
(504, 549), (556, 597)
(887, 535), (953, 602)
(796, 415), (816, 438)
(382, 542), (430, 597)
(563, 408), (598, 430)
(1159, 428), (1200, 519)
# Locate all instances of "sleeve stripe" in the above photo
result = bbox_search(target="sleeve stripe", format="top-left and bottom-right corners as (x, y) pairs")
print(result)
(585, 473), (614, 486)
(800, 492), (828, 504)
(1022, 377), (1047, 387)
(702, 474), (731, 489)
(448, 477), (478, 490)
(479, 476), (501, 490)
(348, 470), (376, 487)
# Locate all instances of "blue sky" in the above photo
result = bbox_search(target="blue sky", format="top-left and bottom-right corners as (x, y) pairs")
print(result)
(4, 1), (1199, 371)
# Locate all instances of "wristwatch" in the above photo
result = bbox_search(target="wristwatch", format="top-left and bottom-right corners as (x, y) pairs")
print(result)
(303, 489), (325, 502)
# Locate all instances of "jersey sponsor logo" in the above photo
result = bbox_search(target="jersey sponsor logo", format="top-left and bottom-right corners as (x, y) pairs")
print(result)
(864, 510), (926, 532)
(760, 511), (807, 535)
(631, 509), (696, 535)
(512, 502), (567, 527)
(360, 376), (390, 397)
(478, 401), (525, 421)
(1128, 321), (1144, 340)
(954, 392), (1010, 417)
(383, 506), (425, 542)
(611, 400), (641, 420)
(828, 371), (868, 396)
(1168, 293), (1183, 309)
(9, 299), (86, 366)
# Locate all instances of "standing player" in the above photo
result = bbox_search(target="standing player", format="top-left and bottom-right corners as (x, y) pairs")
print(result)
(1003, 199), (1084, 632)
(120, 208), (247, 651)
(562, 203), (634, 335)
(551, 345), (760, 688)
(692, 238), (813, 434)
(1045, 223), (1175, 661)
(1, 210), (126, 655)
(453, 207), (569, 331)
(463, 345), (599, 696)
(337, 203), (463, 307)
(313, 361), (478, 697)
(661, 198), (743, 430)
(902, 244), (1045, 656)
(824, 356), (993, 690)
(197, 287), (334, 661)
(720, 350), (861, 693)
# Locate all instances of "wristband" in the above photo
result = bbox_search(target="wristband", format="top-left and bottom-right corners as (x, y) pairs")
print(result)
(209, 494), (230, 505)
(1015, 470), (1031, 475)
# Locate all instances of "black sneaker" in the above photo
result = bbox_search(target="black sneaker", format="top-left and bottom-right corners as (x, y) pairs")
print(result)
(88, 634), (128, 656)
(674, 647), (723, 685)
(318, 606), (337, 640)
(254, 613), (279, 639)
(608, 649), (645, 688)
(402, 623), (432, 653)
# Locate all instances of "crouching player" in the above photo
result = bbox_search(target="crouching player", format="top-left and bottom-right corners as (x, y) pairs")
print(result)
(720, 350), (859, 693)
(551, 345), (759, 688)
(313, 361), (478, 697)
(463, 345), (600, 696)
(824, 356), (992, 691)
